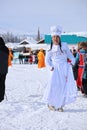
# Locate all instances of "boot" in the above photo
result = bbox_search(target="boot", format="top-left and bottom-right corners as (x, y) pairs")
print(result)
(48, 105), (55, 111)
(56, 107), (64, 112)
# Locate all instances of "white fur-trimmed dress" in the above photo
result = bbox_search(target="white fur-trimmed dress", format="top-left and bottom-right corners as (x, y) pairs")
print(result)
(43, 43), (77, 109)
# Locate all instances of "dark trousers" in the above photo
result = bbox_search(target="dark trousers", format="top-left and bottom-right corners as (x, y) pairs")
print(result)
(82, 79), (87, 95)
(0, 74), (6, 102)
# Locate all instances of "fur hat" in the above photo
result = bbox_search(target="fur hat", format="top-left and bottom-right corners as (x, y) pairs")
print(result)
(50, 26), (62, 36)
(80, 42), (87, 49)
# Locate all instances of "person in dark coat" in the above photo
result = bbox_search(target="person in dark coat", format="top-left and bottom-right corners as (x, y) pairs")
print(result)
(0, 37), (9, 102)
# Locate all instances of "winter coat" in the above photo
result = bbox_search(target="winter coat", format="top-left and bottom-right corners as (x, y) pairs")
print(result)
(0, 40), (9, 74)
(37, 51), (45, 68)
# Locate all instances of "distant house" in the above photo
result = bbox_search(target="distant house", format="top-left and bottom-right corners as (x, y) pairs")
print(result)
(14, 37), (47, 52)
(20, 37), (37, 45)
(45, 34), (87, 44)
(14, 37), (37, 52)
(45, 35), (51, 44)
(61, 35), (87, 44)
(20, 40), (29, 45)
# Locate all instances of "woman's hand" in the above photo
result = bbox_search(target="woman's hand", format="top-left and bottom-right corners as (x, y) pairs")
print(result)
(50, 67), (54, 71)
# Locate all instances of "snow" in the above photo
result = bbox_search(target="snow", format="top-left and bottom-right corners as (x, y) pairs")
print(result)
(62, 32), (87, 38)
(6, 42), (19, 49)
(15, 43), (50, 51)
(0, 64), (87, 130)
(20, 37), (37, 45)
(25, 44), (50, 50)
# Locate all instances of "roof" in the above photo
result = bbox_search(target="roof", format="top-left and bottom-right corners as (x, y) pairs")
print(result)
(37, 39), (44, 44)
(5, 42), (18, 49)
(20, 37), (37, 45)
(25, 43), (50, 50)
(45, 34), (87, 44)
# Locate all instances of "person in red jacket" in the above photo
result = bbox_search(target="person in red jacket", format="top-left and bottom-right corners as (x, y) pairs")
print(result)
(29, 55), (33, 64)
(74, 42), (87, 95)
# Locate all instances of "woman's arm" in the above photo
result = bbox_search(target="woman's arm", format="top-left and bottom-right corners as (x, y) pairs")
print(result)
(65, 43), (75, 65)
(45, 51), (54, 70)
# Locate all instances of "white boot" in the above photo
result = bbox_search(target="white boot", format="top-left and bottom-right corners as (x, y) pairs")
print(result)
(48, 105), (55, 111)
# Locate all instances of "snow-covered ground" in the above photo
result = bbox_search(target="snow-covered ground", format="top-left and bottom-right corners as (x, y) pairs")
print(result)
(0, 64), (87, 130)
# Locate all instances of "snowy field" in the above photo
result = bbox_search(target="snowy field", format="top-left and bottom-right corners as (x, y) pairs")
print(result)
(0, 64), (87, 130)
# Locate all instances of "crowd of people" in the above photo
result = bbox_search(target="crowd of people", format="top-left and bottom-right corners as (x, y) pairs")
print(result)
(0, 26), (87, 113)
(13, 49), (45, 67)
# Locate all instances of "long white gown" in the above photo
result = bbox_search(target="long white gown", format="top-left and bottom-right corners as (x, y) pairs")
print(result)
(43, 42), (77, 109)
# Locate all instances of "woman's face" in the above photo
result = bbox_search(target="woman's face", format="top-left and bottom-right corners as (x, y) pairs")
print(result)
(52, 35), (60, 45)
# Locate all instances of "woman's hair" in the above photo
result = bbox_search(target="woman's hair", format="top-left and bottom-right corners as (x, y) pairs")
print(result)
(0, 37), (5, 46)
(49, 37), (63, 52)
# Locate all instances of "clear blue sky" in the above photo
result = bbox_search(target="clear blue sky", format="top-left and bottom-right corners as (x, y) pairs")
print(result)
(0, 0), (87, 34)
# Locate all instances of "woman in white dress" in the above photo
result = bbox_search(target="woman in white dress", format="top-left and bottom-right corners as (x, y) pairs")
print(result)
(43, 26), (77, 112)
